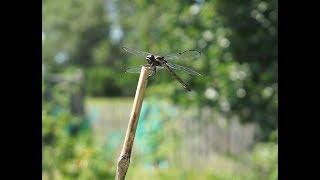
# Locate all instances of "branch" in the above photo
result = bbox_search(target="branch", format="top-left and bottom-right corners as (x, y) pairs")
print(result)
(115, 66), (150, 180)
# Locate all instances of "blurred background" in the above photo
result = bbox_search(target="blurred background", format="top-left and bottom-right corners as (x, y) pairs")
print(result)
(42, 0), (277, 179)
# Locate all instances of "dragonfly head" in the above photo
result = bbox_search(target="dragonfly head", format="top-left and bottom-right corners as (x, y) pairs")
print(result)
(146, 54), (155, 64)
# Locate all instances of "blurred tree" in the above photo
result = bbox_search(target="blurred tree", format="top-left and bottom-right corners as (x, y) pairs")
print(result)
(43, 0), (277, 141)
(214, 0), (278, 140)
(42, 75), (115, 179)
(43, 0), (277, 178)
(117, 0), (277, 140)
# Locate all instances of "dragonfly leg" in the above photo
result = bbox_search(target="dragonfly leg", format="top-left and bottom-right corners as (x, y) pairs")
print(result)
(147, 66), (156, 79)
(153, 66), (157, 77)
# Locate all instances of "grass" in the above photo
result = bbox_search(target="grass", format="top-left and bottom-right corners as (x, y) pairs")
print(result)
(126, 166), (258, 180)
(85, 97), (277, 180)
(85, 96), (133, 106)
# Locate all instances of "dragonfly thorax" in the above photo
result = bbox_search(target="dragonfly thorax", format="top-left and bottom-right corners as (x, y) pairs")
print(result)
(146, 55), (165, 66)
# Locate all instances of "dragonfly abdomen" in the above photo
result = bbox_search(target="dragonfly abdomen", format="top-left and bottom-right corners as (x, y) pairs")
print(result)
(162, 63), (191, 91)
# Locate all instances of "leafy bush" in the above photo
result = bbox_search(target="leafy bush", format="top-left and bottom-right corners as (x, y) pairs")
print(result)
(42, 77), (114, 179)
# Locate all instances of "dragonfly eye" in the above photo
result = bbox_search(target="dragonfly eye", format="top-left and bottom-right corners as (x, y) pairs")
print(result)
(146, 54), (155, 61)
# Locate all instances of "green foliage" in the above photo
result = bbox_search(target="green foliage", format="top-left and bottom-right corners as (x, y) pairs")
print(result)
(85, 67), (121, 96)
(42, 110), (114, 179)
(43, 0), (277, 179)
(42, 78), (114, 179)
(251, 142), (278, 180)
(43, 0), (277, 140)
(250, 131), (278, 180)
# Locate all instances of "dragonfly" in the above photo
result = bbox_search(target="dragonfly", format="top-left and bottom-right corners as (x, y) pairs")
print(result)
(122, 46), (201, 91)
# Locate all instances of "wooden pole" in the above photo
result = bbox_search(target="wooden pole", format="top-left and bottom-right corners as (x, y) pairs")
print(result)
(115, 66), (150, 180)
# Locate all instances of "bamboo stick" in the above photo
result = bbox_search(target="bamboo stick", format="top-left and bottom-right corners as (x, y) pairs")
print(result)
(115, 66), (150, 180)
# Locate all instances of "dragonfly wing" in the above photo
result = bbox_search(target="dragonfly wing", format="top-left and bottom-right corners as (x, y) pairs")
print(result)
(164, 50), (201, 61)
(156, 66), (164, 70)
(122, 46), (152, 57)
(125, 66), (143, 73)
(166, 63), (201, 76)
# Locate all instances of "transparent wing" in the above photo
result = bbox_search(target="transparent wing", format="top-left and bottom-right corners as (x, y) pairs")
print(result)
(156, 66), (164, 70)
(164, 50), (201, 61)
(125, 66), (143, 73)
(122, 46), (152, 57)
(166, 63), (201, 76)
